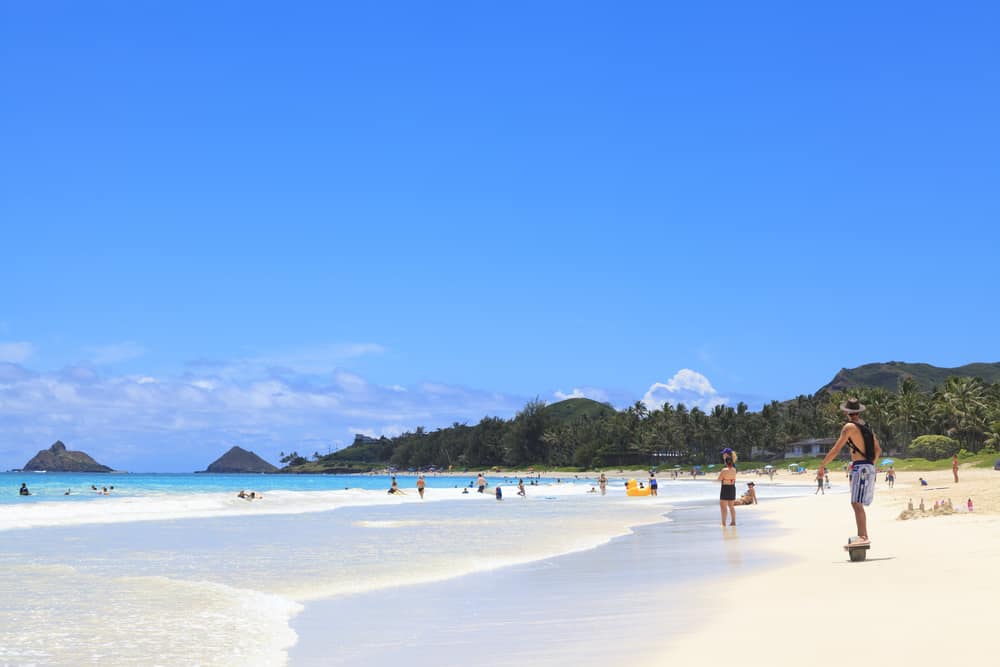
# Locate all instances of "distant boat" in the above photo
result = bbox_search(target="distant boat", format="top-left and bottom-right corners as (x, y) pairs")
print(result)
(33, 470), (48, 473)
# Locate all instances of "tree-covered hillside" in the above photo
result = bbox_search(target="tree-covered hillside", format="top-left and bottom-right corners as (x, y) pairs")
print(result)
(283, 366), (1000, 472)
(818, 361), (1000, 394)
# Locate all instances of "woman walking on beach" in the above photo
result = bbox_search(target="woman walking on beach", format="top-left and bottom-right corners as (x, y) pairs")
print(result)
(718, 448), (738, 526)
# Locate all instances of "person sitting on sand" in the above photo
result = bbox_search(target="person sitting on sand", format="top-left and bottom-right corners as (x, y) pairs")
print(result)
(388, 476), (403, 495)
(734, 482), (757, 506)
(237, 490), (249, 499)
(919, 477), (928, 486)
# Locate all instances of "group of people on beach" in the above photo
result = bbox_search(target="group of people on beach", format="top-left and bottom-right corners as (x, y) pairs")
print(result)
(17, 483), (115, 496)
(388, 472), (531, 501)
(716, 396), (882, 547)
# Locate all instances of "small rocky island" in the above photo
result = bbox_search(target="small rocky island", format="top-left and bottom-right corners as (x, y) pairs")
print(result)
(202, 446), (278, 473)
(23, 441), (114, 473)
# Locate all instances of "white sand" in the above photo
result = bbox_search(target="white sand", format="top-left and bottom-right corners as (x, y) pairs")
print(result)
(643, 467), (1000, 665)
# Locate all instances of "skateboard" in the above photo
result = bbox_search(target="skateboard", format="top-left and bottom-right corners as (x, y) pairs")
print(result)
(844, 537), (870, 562)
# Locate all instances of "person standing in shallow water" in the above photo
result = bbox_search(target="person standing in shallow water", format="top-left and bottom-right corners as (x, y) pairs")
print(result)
(818, 398), (882, 546)
(718, 448), (738, 526)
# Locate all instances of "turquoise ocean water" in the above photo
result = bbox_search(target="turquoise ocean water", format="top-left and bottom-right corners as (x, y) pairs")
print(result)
(0, 471), (817, 665)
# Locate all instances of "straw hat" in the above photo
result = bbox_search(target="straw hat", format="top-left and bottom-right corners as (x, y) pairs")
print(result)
(839, 397), (866, 413)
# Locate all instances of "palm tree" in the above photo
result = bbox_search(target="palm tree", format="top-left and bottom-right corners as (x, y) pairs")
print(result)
(889, 377), (927, 453)
(932, 377), (988, 451)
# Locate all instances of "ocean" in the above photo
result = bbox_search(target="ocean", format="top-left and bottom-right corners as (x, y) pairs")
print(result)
(0, 472), (816, 666)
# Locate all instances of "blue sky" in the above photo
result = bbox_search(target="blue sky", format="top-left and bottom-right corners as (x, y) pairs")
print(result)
(2, 2), (998, 471)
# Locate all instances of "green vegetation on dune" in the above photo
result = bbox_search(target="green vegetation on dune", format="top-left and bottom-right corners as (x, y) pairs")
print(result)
(282, 363), (1000, 474)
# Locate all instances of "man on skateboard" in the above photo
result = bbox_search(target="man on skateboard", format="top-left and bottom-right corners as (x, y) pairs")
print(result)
(818, 398), (882, 548)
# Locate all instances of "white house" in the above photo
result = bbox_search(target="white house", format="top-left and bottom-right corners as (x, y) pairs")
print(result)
(784, 437), (836, 460)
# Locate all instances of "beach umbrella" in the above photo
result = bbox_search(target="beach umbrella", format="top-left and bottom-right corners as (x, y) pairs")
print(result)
(881, 458), (895, 466)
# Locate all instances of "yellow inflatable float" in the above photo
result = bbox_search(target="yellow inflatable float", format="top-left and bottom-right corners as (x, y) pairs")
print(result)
(625, 479), (651, 496)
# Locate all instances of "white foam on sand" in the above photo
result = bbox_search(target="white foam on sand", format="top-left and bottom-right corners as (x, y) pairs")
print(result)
(0, 563), (302, 667)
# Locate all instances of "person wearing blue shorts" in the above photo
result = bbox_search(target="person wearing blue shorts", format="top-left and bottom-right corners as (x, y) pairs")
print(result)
(818, 398), (882, 545)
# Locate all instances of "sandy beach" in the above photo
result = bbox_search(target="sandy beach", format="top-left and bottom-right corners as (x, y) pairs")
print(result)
(289, 465), (998, 667)
(643, 466), (999, 665)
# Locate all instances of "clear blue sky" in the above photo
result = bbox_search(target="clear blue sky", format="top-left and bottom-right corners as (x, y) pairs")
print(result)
(2, 2), (998, 471)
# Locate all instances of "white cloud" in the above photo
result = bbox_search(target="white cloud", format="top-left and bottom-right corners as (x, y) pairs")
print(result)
(87, 341), (145, 365)
(245, 343), (385, 374)
(642, 369), (727, 412)
(553, 387), (610, 402)
(0, 358), (527, 472)
(0, 341), (35, 363)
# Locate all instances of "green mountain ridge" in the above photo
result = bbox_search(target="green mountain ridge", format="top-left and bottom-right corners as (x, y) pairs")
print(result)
(816, 361), (1000, 395)
(538, 397), (616, 422)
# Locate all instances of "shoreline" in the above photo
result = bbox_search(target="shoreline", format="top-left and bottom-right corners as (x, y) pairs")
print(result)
(288, 496), (793, 666)
(287, 467), (998, 665)
(640, 467), (999, 665)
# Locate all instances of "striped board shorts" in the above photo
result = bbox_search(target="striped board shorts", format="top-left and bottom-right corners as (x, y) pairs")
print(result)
(850, 462), (876, 506)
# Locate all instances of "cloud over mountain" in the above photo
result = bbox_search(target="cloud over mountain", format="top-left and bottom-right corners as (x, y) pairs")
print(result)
(642, 369), (727, 412)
